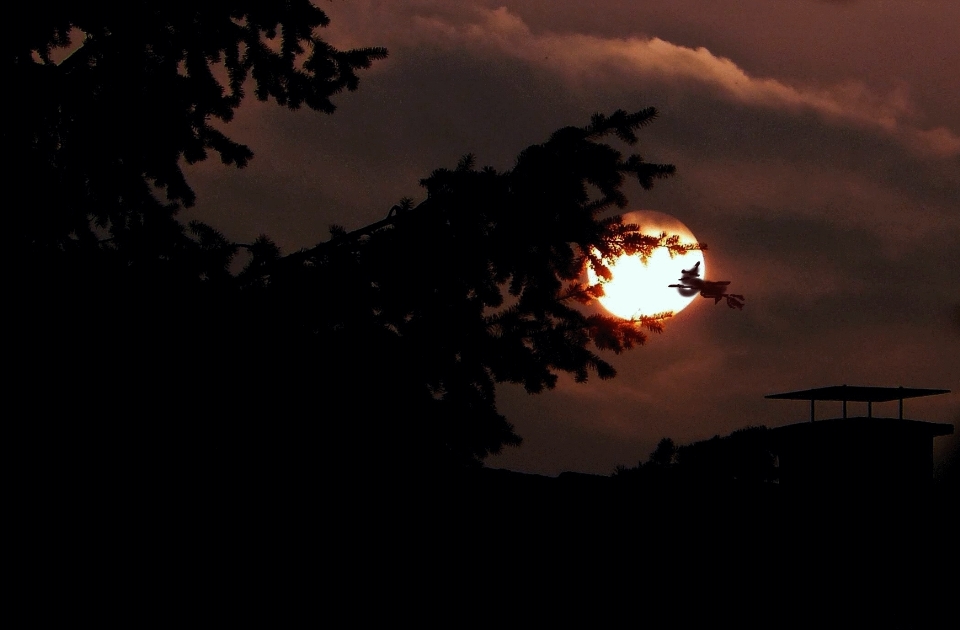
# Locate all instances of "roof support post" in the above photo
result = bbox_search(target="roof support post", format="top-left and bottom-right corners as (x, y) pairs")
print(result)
(765, 385), (951, 423)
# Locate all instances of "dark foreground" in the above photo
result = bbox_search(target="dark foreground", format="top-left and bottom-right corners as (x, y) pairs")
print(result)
(14, 446), (957, 627)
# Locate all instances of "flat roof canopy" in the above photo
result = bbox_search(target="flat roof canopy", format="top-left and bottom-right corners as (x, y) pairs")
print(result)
(766, 385), (950, 402)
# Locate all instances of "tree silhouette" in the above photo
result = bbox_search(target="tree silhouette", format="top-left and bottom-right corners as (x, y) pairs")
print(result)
(649, 437), (678, 467)
(6, 3), (389, 494)
(11, 7), (712, 475)
(8, 3), (387, 252)
(254, 109), (691, 469)
(614, 428), (776, 486)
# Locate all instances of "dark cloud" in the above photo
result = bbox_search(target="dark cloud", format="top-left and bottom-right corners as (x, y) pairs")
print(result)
(184, 0), (958, 475)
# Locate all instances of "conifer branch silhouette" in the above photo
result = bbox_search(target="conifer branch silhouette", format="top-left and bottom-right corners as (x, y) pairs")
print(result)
(11, 3), (740, 469)
(10, 3), (387, 251)
(258, 110), (693, 416)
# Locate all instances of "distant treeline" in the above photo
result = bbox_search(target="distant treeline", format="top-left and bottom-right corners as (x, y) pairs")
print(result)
(613, 426), (778, 486)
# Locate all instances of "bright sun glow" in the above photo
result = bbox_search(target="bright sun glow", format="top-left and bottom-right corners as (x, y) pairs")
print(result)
(586, 210), (705, 320)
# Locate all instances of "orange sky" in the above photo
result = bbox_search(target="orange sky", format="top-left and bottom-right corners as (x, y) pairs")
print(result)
(184, 0), (959, 475)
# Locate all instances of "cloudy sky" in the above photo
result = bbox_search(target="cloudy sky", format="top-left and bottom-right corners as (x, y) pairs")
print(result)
(184, 0), (959, 475)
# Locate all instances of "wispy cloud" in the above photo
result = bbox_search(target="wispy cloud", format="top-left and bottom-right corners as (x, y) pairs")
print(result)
(411, 6), (959, 157)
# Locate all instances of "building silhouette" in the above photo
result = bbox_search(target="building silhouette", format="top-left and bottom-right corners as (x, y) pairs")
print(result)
(767, 385), (953, 498)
